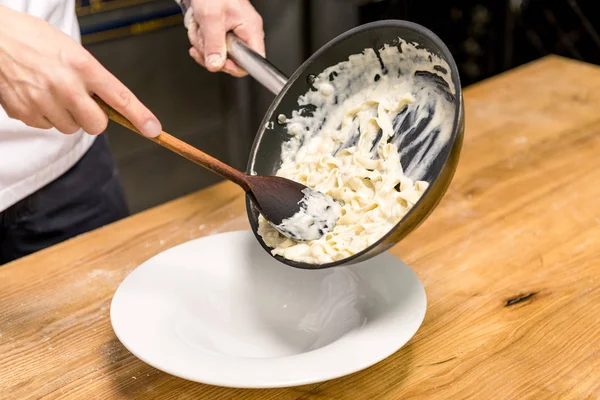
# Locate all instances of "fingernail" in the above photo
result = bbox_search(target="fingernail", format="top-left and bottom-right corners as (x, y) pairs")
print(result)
(206, 53), (223, 69)
(143, 119), (161, 138)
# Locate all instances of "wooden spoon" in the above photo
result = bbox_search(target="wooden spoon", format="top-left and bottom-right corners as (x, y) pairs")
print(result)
(93, 96), (340, 241)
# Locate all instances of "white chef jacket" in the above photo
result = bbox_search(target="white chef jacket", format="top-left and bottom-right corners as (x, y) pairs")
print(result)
(0, 0), (96, 212)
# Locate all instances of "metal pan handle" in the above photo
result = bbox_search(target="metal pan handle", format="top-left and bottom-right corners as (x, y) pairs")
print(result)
(225, 34), (288, 95)
(176, 1), (287, 95)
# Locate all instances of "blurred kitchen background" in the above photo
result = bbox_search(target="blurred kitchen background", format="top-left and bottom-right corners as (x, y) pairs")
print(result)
(78, 0), (599, 213)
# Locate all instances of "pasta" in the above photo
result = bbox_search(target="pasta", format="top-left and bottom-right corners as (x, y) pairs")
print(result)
(258, 39), (456, 264)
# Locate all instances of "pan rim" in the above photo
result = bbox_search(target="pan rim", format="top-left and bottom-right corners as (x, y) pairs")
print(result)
(246, 19), (464, 270)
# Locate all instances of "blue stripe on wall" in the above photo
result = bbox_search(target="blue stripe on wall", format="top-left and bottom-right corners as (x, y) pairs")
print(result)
(79, 1), (181, 35)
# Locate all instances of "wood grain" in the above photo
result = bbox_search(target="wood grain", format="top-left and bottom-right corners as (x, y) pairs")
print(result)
(2, 55), (600, 399)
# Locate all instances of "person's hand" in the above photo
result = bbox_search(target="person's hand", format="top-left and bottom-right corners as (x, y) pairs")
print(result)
(186, 0), (265, 77)
(0, 5), (161, 137)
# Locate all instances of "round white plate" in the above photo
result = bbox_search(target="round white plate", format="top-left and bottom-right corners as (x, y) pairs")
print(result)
(110, 230), (426, 388)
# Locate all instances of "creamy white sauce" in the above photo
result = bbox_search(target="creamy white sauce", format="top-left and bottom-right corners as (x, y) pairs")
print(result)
(258, 39), (456, 264)
(274, 187), (342, 241)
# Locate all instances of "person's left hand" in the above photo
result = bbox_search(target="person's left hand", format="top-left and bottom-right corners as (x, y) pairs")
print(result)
(186, 0), (265, 77)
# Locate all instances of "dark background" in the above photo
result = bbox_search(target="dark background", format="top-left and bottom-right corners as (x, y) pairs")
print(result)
(357, 0), (600, 86)
(77, 0), (599, 213)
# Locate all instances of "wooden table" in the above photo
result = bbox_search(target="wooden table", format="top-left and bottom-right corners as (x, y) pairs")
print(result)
(2, 55), (600, 399)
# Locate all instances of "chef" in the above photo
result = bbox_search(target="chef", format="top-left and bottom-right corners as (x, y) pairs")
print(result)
(0, 0), (265, 264)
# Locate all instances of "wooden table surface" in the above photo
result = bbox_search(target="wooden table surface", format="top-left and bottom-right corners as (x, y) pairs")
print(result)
(2, 55), (600, 399)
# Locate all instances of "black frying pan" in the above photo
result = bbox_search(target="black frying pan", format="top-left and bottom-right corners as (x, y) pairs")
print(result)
(217, 20), (463, 269)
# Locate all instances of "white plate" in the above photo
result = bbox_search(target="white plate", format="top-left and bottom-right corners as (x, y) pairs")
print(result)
(110, 230), (426, 388)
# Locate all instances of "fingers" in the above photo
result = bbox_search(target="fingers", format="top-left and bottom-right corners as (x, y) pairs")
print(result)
(31, 63), (148, 136)
(222, 59), (247, 77)
(68, 93), (108, 135)
(186, 0), (264, 77)
(2, 57), (151, 136)
(190, 46), (245, 78)
(41, 84), (80, 134)
(14, 112), (53, 130)
(84, 58), (161, 138)
(46, 73), (108, 135)
(232, 3), (265, 57)
(27, 117), (54, 130)
(197, 11), (227, 71)
(0, 88), (55, 130)
(187, 19), (202, 54)
(189, 47), (204, 67)
(44, 105), (80, 135)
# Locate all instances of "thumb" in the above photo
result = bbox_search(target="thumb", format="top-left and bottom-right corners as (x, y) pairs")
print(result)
(199, 18), (227, 72)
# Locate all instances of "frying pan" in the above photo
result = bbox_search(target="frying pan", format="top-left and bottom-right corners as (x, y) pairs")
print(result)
(182, 14), (464, 269)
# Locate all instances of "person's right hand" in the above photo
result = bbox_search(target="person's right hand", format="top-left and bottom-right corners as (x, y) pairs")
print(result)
(185, 0), (265, 77)
(0, 5), (161, 137)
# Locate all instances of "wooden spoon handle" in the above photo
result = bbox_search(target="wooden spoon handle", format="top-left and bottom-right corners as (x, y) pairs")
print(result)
(93, 95), (250, 191)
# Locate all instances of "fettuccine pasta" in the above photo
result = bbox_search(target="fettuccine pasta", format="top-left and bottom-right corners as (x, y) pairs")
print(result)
(258, 39), (455, 264)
